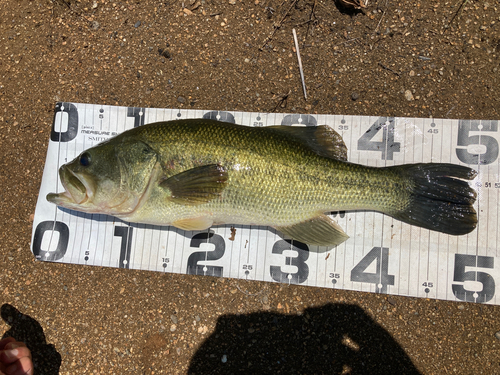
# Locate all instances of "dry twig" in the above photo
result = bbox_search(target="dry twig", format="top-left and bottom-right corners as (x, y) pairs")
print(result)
(293, 29), (307, 100)
(260, 0), (298, 50)
(378, 62), (401, 76)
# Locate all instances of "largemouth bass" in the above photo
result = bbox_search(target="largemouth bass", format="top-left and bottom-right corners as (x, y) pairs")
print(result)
(47, 119), (477, 246)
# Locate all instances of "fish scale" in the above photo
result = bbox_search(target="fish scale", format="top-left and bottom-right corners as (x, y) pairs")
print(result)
(135, 121), (399, 223)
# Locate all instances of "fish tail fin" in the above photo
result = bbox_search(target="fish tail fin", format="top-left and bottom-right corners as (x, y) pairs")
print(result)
(389, 163), (477, 235)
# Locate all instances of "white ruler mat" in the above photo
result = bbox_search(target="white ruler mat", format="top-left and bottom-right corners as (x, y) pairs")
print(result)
(31, 102), (500, 304)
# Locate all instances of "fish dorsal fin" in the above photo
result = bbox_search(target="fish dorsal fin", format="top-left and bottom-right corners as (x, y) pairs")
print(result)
(266, 125), (348, 161)
(274, 214), (349, 247)
(160, 164), (228, 205)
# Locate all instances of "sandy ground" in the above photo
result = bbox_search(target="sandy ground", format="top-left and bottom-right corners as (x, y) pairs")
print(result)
(1, 0), (500, 373)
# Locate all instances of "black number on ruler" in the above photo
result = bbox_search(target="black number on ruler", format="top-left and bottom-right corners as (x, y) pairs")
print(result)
(127, 107), (146, 128)
(331, 211), (346, 218)
(51, 102), (79, 142)
(358, 117), (400, 160)
(114, 226), (133, 269)
(270, 240), (309, 284)
(452, 254), (495, 303)
(456, 120), (499, 165)
(162, 258), (170, 269)
(423, 282), (433, 294)
(32, 221), (69, 261)
(253, 115), (263, 127)
(187, 232), (225, 276)
(281, 114), (317, 127)
(202, 111), (236, 123)
(350, 247), (395, 293)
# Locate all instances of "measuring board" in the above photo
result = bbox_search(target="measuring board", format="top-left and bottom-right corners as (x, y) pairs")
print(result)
(31, 102), (500, 304)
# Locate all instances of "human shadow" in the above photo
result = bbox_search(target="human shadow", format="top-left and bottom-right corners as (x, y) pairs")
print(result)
(188, 302), (421, 375)
(1, 304), (61, 375)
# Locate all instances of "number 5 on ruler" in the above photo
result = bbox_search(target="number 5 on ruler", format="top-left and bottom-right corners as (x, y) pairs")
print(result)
(456, 120), (498, 165)
(452, 254), (495, 303)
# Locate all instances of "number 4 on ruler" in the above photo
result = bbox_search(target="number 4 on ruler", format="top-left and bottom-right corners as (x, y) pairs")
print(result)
(358, 117), (401, 160)
(350, 247), (395, 293)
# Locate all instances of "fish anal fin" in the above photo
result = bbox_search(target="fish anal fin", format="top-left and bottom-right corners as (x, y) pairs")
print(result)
(160, 164), (228, 205)
(274, 214), (349, 247)
(172, 217), (214, 231)
(266, 125), (347, 161)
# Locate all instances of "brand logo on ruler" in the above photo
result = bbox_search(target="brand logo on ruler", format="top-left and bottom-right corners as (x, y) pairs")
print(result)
(31, 103), (500, 304)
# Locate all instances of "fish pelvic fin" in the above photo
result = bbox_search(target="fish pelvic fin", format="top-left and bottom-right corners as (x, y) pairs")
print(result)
(160, 164), (228, 205)
(389, 163), (477, 235)
(172, 216), (214, 231)
(274, 214), (349, 247)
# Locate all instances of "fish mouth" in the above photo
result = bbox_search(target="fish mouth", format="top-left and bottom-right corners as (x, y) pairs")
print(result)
(46, 165), (94, 206)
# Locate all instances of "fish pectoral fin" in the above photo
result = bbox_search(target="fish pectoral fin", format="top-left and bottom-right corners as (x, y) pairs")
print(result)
(160, 164), (228, 205)
(274, 215), (349, 247)
(266, 125), (347, 161)
(172, 217), (214, 231)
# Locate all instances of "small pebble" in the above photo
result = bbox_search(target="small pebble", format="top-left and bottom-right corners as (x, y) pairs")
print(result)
(177, 96), (186, 104)
(221, 354), (228, 363)
(404, 90), (414, 101)
(134, 21), (141, 28)
(170, 315), (178, 324)
(495, 331), (500, 340)
(158, 48), (171, 59)
(351, 92), (359, 101)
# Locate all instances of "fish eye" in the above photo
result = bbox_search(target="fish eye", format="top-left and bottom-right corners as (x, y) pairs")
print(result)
(79, 152), (91, 167)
